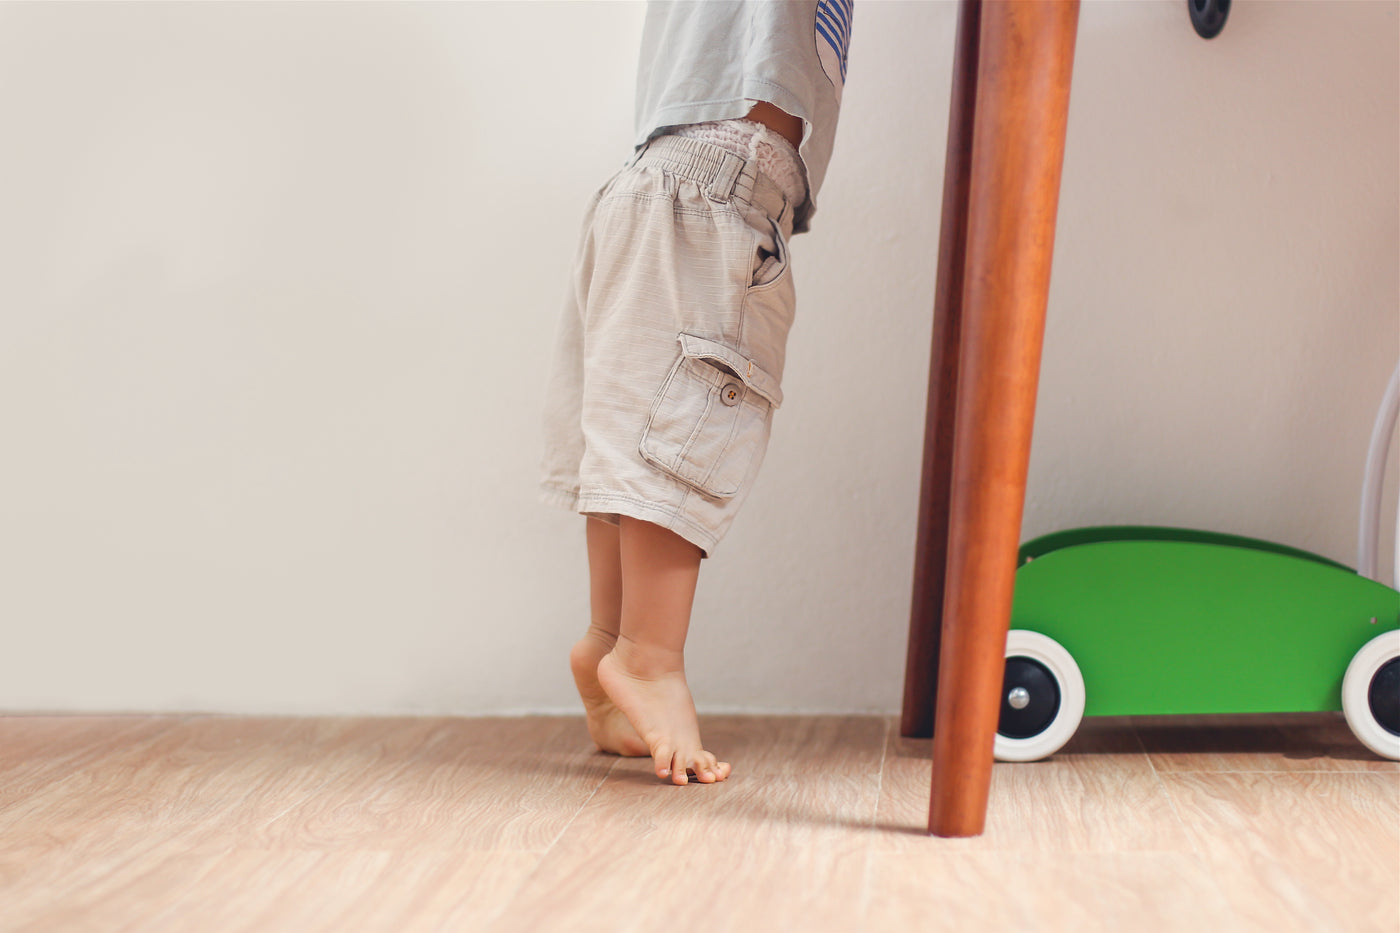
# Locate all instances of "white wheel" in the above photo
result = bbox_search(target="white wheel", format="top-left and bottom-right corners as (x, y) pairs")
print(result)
(994, 630), (1086, 762)
(1342, 630), (1400, 761)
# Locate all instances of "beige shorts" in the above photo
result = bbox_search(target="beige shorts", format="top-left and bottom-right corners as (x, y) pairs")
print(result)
(539, 135), (798, 556)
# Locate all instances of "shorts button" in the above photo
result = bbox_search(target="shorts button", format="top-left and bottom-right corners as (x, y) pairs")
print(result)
(720, 382), (743, 407)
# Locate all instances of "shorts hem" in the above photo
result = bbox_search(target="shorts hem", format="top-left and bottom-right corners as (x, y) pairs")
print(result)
(540, 483), (621, 527)
(540, 483), (721, 557)
(583, 491), (721, 558)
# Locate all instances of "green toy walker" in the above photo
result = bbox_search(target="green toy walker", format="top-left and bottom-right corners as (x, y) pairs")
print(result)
(995, 362), (1400, 762)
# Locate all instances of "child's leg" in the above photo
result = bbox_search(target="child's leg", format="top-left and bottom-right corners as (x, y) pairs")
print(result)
(569, 518), (648, 757)
(597, 516), (731, 785)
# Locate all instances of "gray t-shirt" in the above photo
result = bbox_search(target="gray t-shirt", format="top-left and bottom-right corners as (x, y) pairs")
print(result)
(635, 0), (852, 233)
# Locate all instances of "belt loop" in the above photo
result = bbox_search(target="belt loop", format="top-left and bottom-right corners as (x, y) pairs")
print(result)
(706, 150), (744, 202)
(732, 161), (758, 206)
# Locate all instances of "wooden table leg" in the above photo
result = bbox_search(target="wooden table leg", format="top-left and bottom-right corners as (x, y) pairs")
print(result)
(901, 0), (983, 741)
(927, 0), (1080, 838)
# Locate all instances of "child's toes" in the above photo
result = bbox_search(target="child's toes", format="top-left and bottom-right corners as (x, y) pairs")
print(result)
(652, 744), (675, 781)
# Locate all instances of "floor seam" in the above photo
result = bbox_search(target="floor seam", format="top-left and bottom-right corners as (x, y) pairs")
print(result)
(480, 748), (621, 933)
(1134, 723), (1198, 856)
(1135, 720), (1243, 927)
(540, 753), (619, 854)
(856, 716), (894, 921)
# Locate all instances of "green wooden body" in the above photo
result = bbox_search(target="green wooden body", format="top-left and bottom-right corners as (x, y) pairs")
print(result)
(1009, 527), (1400, 716)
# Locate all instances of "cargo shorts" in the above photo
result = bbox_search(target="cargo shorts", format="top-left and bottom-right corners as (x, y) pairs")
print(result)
(539, 135), (798, 556)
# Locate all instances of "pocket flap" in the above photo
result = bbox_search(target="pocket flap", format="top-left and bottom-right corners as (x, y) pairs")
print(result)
(677, 334), (783, 408)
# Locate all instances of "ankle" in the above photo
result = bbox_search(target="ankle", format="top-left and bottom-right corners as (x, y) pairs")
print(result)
(610, 635), (685, 679)
(570, 624), (619, 680)
(579, 623), (618, 652)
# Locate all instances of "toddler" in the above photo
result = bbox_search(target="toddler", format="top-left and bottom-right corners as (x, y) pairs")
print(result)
(540, 0), (852, 784)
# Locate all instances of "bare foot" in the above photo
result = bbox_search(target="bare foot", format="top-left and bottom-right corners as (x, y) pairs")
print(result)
(596, 640), (731, 785)
(570, 626), (648, 757)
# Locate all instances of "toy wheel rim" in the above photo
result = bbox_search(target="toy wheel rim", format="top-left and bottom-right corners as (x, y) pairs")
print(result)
(1342, 630), (1400, 760)
(994, 631), (1086, 762)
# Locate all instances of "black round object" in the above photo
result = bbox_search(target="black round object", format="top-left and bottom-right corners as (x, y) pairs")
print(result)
(998, 657), (1062, 740)
(1189, 0), (1230, 39)
(1368, 658), (1400, 737)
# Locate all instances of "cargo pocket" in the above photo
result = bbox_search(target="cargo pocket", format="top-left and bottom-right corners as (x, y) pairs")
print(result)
(639, 334), (784, 500)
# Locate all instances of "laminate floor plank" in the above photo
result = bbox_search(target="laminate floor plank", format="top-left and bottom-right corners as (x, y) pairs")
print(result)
(1160, 771), (1400, 932)
(492, 715), (887, 933)
(873, 717), (1194, 853)
(5, 843), (544, 933)
(1, 828), (198, 930)
(0, 717), (351, 848)
(864, 852), (1238, 933)
(1, 717), (611, 854)
(0, 716), (186, 774)
(254, 716), (615, 851)
(0, 716), (612, 933)
(0, 716), (189, 813)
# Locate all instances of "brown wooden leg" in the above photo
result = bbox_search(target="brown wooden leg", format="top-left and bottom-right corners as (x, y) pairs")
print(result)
(901, 0), (983, 740)
(928, 0), (1080, 838)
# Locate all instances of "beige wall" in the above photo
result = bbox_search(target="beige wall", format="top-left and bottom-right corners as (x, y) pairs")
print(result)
(1, 1), (1395, 715)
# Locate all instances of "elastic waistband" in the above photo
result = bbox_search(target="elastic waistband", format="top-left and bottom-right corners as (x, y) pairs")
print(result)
(632, 135), (792, 229)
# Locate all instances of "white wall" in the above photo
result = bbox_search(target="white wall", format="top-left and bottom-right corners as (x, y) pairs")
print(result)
(0, 1), (1395, 715)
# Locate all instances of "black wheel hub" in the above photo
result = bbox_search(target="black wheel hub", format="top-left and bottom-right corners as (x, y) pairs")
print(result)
(998, 657), (1062, 740)
(1369, 658), (1400, 737)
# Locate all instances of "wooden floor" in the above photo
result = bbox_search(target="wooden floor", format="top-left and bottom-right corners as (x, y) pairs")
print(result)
(1, 713), (1395, 933)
